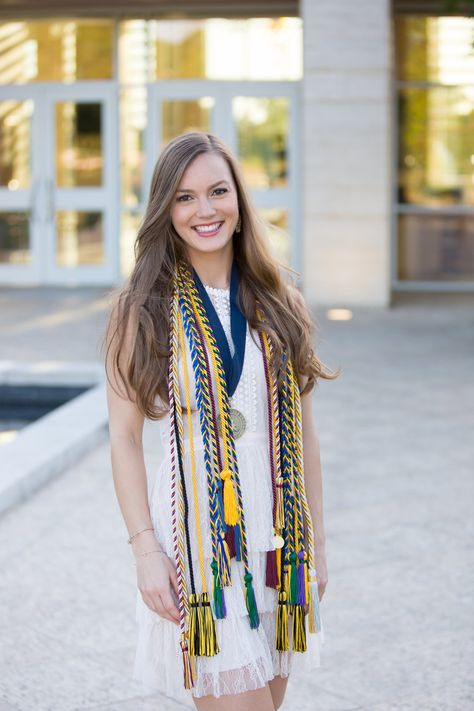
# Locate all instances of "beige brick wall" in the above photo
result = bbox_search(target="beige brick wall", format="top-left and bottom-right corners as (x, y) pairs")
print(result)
(301, 0), (392, 306)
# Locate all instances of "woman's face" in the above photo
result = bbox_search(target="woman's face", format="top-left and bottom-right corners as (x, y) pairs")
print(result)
(170, 152), (240, 261)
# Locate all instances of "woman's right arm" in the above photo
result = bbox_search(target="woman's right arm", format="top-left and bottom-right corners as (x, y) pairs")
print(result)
(105, 306), (180, 625)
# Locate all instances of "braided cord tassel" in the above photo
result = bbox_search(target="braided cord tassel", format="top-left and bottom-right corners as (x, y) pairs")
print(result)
(183, 266), (260, 630)
(290, 364), (322, 635)
(285, 363), (308, 652)
(258, 325), (283, 590)
(168, 288), (195, 687)
(177, 269), (231, 613)
(178, 308), (219, 656)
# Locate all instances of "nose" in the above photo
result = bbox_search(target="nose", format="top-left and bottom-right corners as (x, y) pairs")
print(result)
(195, 196), (217, 218)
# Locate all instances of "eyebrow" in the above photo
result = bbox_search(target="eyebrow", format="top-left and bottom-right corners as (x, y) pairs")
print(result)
(176, 180), (230, 193)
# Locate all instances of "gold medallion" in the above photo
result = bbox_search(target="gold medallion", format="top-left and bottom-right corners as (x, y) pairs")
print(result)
(217, 408), (246, 439)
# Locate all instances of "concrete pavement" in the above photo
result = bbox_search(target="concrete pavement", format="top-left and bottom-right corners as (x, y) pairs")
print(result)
(0, 287), (473, 710)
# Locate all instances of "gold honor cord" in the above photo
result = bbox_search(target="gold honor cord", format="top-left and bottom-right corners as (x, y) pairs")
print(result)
(168, 289), (194, 687)
(177, 262), (260, 629)
(178, 307), (219, 657)
(290, 365), (322, 635)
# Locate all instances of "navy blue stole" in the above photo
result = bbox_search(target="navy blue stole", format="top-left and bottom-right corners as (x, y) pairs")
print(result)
(192, 261), (246, 398)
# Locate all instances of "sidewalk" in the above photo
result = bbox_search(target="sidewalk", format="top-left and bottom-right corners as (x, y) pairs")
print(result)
(0, 287), (473, 710)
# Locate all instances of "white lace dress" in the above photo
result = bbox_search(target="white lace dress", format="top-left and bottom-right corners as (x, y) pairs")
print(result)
(132, 285), (325, 704)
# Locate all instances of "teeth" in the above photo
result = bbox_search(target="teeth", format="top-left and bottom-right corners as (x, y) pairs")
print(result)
(194, 222), (222, 233)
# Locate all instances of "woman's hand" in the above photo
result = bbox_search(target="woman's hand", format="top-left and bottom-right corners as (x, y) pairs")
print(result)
(136, 551), (180, 625)
(314, 541), (328, 601)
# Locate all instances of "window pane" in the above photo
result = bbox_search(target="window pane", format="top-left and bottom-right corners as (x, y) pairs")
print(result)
(260, 208), (290, 265)
(0, 212), (30, 264)
(161, 98), (214, 148)
(0, 100), (32, 189)
(120, 87), (146, 207)
(0, 20), (113, 83)
(398, 87), (474, 207)
(234, 97), (289, 189)
(56, 211), (103, 266)
(138, 17), (301, 81)
(395, 16), (474, 84)
(56, 102), (102, 188)
(398, 213), (474, 281)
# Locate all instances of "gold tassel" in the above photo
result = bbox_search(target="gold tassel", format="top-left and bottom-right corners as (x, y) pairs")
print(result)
(283, 564), (290, 598)
(276, 545), (282, 590)
(276, 590), (289, 651)
(220, 469), (239, 525)
(275, 476), (284, 530)
(292, 604), (307, 652)
(180, 634), (195, 689)
(199, 591), (219, 656)
(187, 593), (201, 656)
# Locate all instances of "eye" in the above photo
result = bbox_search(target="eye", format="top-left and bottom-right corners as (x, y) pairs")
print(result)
(176, 194), (192, 202)
(213, 187), (228, 196)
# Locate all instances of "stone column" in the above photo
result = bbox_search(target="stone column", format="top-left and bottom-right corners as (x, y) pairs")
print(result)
(300, 0), (392, 306)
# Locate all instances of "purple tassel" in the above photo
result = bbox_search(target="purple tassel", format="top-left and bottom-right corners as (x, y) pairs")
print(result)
(297, 550), (307, 605)
(225, 526), (236, 559)
(266, 549), (279, 588)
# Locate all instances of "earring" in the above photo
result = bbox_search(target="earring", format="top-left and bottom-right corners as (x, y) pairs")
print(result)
(235, 215), (241, 233)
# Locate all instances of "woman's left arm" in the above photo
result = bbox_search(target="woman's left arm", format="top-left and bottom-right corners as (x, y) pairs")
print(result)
(300, 384), (328, 601)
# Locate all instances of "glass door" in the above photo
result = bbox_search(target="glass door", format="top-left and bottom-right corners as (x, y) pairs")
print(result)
(147, 81), (300, 270)
(0, 86), (40, 283)
(0, 83), (118, 285)
(42, 83), (118, 284)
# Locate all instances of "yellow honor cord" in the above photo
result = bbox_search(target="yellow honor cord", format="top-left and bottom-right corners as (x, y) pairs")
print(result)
(178, 309), (208, 595)
(190, 290), (240, 526)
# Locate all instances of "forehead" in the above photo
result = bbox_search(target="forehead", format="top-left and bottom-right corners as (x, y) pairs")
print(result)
(179, 152), (233, 187)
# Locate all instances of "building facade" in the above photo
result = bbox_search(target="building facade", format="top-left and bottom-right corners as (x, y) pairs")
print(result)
(0, 1), (472, 305)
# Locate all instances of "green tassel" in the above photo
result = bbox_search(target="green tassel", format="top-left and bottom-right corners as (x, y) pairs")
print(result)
(211, 560), (226, 619)
(289, 551), (299, 605)
(244, 572), (260, 629)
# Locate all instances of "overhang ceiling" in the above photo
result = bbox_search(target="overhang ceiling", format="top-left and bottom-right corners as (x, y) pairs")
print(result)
(0, 0), (299, 19)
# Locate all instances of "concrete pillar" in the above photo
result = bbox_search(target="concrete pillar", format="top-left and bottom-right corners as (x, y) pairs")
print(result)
(300, 0), (392, 306)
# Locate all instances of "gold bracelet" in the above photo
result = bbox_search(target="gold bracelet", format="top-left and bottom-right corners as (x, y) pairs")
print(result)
(127, 526), (155, 545)
(133, 549), (167, 565)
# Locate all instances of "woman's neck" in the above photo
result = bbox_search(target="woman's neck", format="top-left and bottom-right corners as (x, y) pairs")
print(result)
(188, 247), (233, 289)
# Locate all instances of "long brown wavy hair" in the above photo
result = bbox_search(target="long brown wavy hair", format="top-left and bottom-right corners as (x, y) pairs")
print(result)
(104, 131), (338, 419)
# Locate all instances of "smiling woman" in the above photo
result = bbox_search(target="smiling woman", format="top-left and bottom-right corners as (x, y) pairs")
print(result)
(104, 131), (335, 711)
(170, 154), (240, 280)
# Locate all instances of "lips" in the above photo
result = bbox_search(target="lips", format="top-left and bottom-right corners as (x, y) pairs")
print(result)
(192, 221), (224, 236)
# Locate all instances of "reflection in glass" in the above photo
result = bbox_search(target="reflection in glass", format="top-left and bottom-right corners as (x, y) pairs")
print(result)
(119, 17), (302, 82)
(398, 214), (474, 281)
(56, 211), (103, 266)
(0, 100), (32, 189)
(0, 212), (30, 264)
(398, 87), (474, 207)
(260, 208), (290, 265)
(395, 16), (474, 84)
(121, 212), (142, 277)
(234, 97), (289, 189)
(121, 88), (146, 207)
(161, 98), (214, 147)
(119, 20), (148, 84)
(0, 20), (114, 83)
(56, 102), (102, 188)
